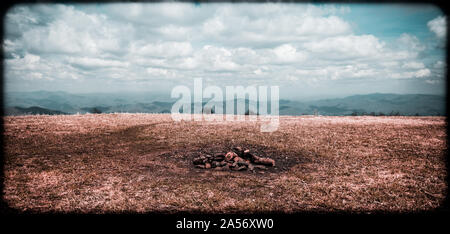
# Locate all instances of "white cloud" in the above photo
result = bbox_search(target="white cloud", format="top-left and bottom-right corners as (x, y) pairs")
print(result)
(10, 4), (132, 56)
(293, 16), (351, 36)
(295, 65), (379, 80)
(414, 68), (432, 77)
(157, 25), (192, 40)
(402, 61), (425, 69)
(157, 2), (190, 20)
(389, 68), (431, 79)
(29, 72), (43, 79)
(202, 17), (226, 35)
(272, 44), (307, 63)
(7, 53), (41, 70)
(178, 57), (199, 70)
(2, 3), (446, 92)
(189, 45), (240, 72)
(147, 67), (176, 78)
(433, 60), (446, 69)
(23, 53), (40, 64)
(380, 61), (399, 67)
(5, 53), (80, 81)
(428, 16), (447, 39)
(68, 57), (129, 68)
(304, 34), (385, 59)
(201, 10), (352, 47)
(253, 69), (263, 75)
(131, 41), (193, 58)
(397, 33), (426, 52)
(425, 79), (440, 84)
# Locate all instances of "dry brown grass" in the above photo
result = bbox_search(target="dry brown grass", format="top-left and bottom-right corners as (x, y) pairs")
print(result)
(2, 114), (447, 213)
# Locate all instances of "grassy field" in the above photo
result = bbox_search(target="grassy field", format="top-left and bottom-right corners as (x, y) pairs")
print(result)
(2, 114), (447, 213)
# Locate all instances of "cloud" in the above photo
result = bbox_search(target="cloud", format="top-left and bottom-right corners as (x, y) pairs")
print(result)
(294, 65), (378, 81)
(396, 33), (426, 54)
(428, 15), (447, 39)
(202, 17), (226, 35)
(6, 4), (133, 56)
(388, 68), (431, 79)
(196, 8), (352, 47)
(68, 57), (129, 69)
(198, 45), (240, 72)
(425, 79), (440, 84)
(402, 61), (425, 69)
(5, 53), (78, 80)
(147, 67), (177, 78)
(272, 44), (307, 63)
(103, 3), (210, 28)
(304, 34), (385, 59)
(131, 41), (193, 58)
(6, 53), (42, 71)
(433, 60), (446, 69)
(2, 3), (446, 93)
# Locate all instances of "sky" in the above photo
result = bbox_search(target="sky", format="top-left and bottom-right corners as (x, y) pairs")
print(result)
(2, 2), (447, 100)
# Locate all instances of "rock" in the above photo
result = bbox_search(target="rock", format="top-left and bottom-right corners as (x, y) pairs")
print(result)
(214, 161), (223, 168)
(249, 153), (275, 167)
(193, 157), (204, 165)
(237, 161), (249, 167)
(254, 157), (275, 167)
(233, 156), (244, 162)
(225, 151), (238, 161)
(213, 154), (225, 161)
(232, 147), (244, 157)
(236, 166), (247, 171)
(243, 149), (253, 160)
(253, 165), (267, 170)
(192, 148), (275, 171)
(244, 151), (260, 162)
(231, 165), (245, 171)
(195, 165), (206, 169)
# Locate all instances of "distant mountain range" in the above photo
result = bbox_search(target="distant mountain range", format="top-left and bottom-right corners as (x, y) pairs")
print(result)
(5, 106), (67, 115)
(279, 93), (446, 116)
(3, 91), (446, 116)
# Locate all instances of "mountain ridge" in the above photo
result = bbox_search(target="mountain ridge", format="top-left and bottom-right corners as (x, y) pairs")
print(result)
(4, 91), (446, 116)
